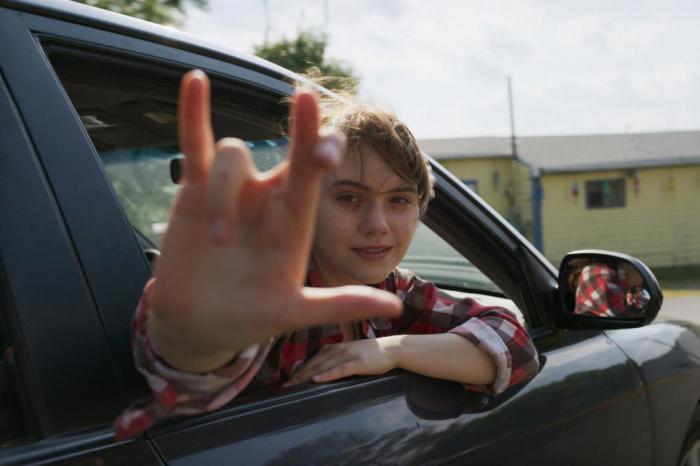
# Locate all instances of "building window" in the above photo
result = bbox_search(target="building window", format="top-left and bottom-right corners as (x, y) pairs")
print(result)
(462, 179), (479, 194)
(585, 179), (626, 208)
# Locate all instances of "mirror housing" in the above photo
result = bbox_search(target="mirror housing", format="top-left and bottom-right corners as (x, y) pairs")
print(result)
(556, 250), (663, 330)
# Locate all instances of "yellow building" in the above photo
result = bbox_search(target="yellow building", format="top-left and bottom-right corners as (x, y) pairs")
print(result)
(420, 131), (700, 269)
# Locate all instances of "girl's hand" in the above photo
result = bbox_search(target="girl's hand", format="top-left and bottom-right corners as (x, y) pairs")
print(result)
(288, 336), (403, 385)
(148, 71), (402, 373)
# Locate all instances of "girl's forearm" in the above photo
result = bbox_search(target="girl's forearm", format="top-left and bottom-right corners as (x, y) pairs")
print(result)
(386, 333), (496, 385)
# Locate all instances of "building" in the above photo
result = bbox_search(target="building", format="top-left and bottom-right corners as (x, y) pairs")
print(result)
(421, 131), (700, 269)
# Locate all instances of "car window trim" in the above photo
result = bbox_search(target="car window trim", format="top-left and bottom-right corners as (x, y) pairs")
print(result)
(24, 14), (294, 97)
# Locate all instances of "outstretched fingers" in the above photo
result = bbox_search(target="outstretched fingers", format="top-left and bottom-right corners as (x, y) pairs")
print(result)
(155, 70), (217, 299)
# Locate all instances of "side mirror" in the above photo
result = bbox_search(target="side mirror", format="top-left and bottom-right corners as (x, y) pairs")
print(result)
(557, 250), (663, 329)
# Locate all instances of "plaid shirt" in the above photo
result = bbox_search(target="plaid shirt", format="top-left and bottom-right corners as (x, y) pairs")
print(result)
(574, 264), (636, 317)
(115, 268), (539, 440)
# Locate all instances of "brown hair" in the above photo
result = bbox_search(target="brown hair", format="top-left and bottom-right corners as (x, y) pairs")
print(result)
(317, 95), (435, 215)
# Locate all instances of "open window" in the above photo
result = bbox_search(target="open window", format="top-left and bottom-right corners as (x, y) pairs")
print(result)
(44, 43), (526, 326)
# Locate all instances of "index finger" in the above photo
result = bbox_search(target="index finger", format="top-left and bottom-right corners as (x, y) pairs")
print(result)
(178, 70), (215, 185)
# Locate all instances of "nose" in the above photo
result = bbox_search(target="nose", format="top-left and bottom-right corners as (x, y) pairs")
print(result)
(359, 200), (389, 236)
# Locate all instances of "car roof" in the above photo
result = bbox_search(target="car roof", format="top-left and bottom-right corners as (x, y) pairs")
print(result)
(4, 0), (311, 87)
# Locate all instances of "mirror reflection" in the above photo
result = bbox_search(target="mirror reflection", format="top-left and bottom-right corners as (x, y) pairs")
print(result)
(567, 260), (651, 318)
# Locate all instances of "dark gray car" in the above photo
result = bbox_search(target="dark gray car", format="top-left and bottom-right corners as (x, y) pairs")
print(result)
(0, 1), (699, 465)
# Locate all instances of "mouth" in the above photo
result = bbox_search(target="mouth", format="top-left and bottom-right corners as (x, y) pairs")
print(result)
(351, 246), (393, 261)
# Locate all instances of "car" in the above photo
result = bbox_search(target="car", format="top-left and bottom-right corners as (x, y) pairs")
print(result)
(0, 1), (699, 465)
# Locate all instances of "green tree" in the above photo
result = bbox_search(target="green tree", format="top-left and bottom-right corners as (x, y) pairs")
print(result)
(254, 31), (359, 93)
(73, 0), (206, 26)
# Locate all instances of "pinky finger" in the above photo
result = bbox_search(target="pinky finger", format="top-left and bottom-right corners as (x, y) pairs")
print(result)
(312, 362), (357, 383)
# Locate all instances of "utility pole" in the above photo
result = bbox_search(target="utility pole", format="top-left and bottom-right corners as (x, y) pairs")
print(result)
(507, 75), (517, 157)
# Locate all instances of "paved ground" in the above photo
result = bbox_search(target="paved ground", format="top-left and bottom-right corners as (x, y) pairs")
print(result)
(657, 290), (700, 323)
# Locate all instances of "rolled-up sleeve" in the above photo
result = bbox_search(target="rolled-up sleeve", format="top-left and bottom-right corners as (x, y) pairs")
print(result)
(448, 308), (539, 393)
(114, 280), (273, 440)
(386, 268), (539, 394)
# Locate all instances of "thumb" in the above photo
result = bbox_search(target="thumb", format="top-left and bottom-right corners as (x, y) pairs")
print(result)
(293, 286), (403, 328)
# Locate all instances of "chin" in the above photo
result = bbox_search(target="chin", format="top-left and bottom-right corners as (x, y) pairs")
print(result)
(355, 265), (395, 285)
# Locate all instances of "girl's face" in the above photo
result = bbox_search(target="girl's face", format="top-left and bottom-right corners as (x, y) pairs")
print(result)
(312, 148), (421, 286)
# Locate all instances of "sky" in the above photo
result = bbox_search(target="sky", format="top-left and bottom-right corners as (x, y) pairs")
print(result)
(182, 0), (700, 139)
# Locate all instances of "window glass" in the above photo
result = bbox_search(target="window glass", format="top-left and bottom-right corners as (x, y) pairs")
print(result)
(101, 139), (288, 246)
(401, 223), (500, 293)
(585, 179), (626, 208)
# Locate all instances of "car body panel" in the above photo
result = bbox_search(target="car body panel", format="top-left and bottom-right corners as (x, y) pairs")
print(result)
(1, 430), (162, 466)
(607, 321), (700, 465)
(148, 329), (650, 466)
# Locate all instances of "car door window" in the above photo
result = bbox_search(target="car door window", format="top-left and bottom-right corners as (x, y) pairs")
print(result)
(402, 222), (501, 293)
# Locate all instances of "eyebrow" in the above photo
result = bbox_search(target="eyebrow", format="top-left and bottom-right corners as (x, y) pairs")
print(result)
(329, 180), (418, 194)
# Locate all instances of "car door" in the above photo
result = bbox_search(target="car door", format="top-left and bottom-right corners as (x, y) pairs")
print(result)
(0, 4), (654, 465)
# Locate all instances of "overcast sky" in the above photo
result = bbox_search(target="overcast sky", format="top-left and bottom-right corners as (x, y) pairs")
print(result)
(182, 0), (700, 139)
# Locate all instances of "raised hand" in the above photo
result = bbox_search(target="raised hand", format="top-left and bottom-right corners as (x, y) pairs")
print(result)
(147, 70), (403, 373)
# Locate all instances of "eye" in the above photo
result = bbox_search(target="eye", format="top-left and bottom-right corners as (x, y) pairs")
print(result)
(336, 193), (361, 204)
(390, 196), (412, 206)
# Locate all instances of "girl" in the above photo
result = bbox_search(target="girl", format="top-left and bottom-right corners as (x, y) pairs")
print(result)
(115, 70), (539, 439)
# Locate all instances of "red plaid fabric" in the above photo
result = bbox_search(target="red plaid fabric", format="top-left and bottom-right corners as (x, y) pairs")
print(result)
(115, 268), (539, 440)
(574, 264), (632, 317)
